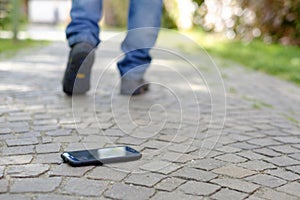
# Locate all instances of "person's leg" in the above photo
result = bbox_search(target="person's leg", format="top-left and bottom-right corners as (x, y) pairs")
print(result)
(66, 0), (103, 47)
(63, 0), (103, 95)
(118, 0), (162, 94)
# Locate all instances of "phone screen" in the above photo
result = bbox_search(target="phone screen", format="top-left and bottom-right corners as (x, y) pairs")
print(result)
(68, 146), (134, 161)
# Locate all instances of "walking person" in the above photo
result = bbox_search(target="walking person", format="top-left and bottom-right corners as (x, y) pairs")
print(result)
(62, 0), (163, 95)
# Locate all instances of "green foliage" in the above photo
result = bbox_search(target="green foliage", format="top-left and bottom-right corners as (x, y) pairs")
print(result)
(193, 0), (300, 45)
(103, 0), (128, 27)
(191, 0), (204, 6)
(243, 0), (300, 45)
(0, 0), (10, 29)
(183, 29), (300, 85)
(161, 3), (177, 29)
(0, 39), (48, 59)
(0, 0), (27, 30)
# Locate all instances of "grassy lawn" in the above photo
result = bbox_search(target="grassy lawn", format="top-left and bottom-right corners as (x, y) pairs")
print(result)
(182, 29), (300, 86)
(0, 39), (48, 59)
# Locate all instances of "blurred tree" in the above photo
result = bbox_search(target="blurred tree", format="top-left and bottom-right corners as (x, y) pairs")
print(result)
(161, 0), (177, 29)
(244, 0), (300, 45)
(163, 0), (195, 30)
(193, 0), (300, 45)
(0, 0), (10, 30)
(103, 0), (128, 27)
(12, 0), (20, 41)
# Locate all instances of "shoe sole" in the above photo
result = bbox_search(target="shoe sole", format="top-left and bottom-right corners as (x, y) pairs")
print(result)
(63, 51), (94, 95)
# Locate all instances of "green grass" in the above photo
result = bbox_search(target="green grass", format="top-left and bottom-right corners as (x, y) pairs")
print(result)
(242, 95), (273, 110)
(182, 29), (300, 86)
(0, 39), (48, 59)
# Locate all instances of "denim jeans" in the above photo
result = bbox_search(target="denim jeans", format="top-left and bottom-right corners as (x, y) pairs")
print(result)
(66, 0), (162, 80)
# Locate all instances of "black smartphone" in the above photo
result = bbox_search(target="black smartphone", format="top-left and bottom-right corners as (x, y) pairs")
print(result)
(61, 146), (142, 167)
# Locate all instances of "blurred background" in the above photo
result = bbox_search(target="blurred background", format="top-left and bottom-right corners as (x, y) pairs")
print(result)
(0, 0), (300, 84)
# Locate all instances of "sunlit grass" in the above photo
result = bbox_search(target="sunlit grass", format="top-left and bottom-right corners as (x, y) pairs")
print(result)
(182, 28), (300, 86)
(0, 39), (48, 60)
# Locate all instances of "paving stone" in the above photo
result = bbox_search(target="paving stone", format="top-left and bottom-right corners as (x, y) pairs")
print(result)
(1, 145), (34, 156)
(108, 159), (147, 172)
(61, 178), (109, 197)
(168, 144), (198, 154)
(33, 125), (58, 131)
(125, 172), (165, 187)
(104, 182), (155, 200)
(211, 188), (248, 200)
(3, 33), (300, 199)
(6, 137), (39, 147)
(216, 145), (241, 153)
(252, 187), (298, 200)
(53, 136), (81, 143)
(0, 155), (33, 165)
(273, 136), (300, 144)
(41, 136), (52, 143)
(50, 164), (94, 177)
(45, 129), (71, 136)
(0, 128), (12, 134)
(0, 194), (31, 200)
(155, 177), (186, 192)
(35, 194), (76, 200)
(11, 126), (30, 133)
(289, 153), (300, 161)
(269, 145), (300, 154)
(87, 167), (128, 181)
(63, 142), (103, 151)
(268, 169), (300, 181)
(172, 167), (217, 181)
(211, 177), (259, 193)
(75, 128), (100, 135)
(140, 148), (161, 160)
(213, 164), (256, 178)
(188, 158), (226, 171)
(157, 134), (189, 143)
(33, 119), (58, 126)
(140, 161), (181, 174)
(254, 148), (281, 157)
(179, 181), (220, 196)
(287, 165), (300, 175)
(230, 142), (259, 150)
(142, 140), (170, 149)
(0, 166), (4, 178)
(102, 129), (125, 137)
(293, 144), (300, 150)
(237, 151), (266, 160)
(161, 151), (195, 163)
(247, 138), (281, 147)
(35, 143), (61, 153)
(10, 177), (62, 193)
(7, 164), (49, 178)
(0, 179), (9, 193)
(246, 174), (287, 188)
(215, 153), (247, 163)
(82, 135), (117, 144)
(266, 156), (300, 167)
(7, 116), (31, 122)
(238, 160), (276, 171)
(116, 136), (146, 145)
(151, 191), (195, 200)
(34, 153), (62, 164)
(277, 182), (300, 197)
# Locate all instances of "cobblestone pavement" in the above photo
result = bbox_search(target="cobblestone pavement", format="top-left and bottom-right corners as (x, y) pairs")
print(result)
(0, 32), (300, 200)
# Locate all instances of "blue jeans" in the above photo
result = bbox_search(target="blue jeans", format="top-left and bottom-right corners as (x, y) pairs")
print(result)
(66, 0), (162, 80)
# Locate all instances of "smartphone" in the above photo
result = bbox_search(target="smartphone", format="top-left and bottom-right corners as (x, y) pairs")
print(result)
(61, 146), (142, 167)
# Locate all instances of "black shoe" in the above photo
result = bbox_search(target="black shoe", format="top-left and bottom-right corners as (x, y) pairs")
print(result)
(120, 78), (149, 95)
(62, 42), (95, 95)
